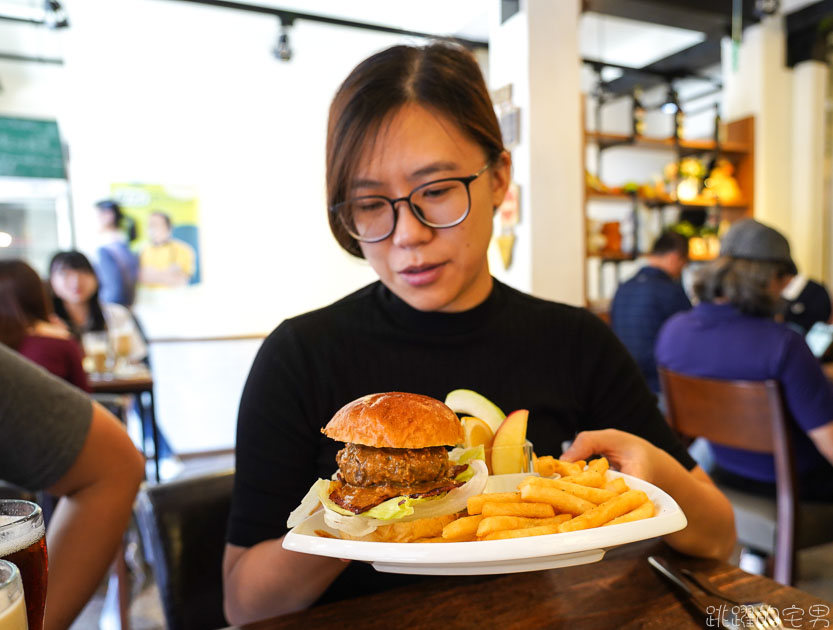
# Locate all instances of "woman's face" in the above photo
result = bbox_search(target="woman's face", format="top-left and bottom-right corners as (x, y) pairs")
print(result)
(354, 103), (510, 313)
(50, 267), (98, 305)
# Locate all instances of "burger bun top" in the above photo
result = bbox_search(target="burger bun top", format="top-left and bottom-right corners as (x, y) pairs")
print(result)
(322, 392), (463, 448)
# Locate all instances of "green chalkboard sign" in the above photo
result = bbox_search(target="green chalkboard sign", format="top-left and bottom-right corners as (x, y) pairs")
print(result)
(0, 116), (66, 179)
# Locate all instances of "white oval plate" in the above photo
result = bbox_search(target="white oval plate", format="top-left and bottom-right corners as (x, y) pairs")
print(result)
(282, 471), (687, 575)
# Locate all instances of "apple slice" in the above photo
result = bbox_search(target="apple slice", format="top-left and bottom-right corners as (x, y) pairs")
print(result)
(444, 389), (506, 435)
(490, 409), (529, 475)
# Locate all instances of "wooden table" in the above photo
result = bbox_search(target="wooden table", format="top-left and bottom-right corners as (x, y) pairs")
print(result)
(90, 372), (160, 482)
(233, 540), (832, 630)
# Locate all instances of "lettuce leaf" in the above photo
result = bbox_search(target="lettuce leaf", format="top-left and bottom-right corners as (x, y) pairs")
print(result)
(287, 445), (490, 532)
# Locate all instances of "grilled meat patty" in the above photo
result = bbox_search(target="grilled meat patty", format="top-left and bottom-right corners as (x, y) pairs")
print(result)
(335, 443), (454, 487)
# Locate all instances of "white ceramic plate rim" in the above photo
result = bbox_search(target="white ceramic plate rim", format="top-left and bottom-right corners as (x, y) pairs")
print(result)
(283, 470), (687, 572)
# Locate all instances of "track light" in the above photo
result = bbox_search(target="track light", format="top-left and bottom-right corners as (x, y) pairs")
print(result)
(43, 0), (69, 29)
(272, 15), (293, 62)
(660, 85), (679, 115)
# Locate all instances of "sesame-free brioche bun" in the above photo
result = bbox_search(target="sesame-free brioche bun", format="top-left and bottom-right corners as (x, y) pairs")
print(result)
(323, 392), (463, 449)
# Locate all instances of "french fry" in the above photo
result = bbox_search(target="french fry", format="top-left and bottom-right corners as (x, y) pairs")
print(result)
(602, 500), (655, 526)
(481, 501), (555, 518)
(534, 455), (557, 477)
(587, 457), (609, 474)
(481, 523), (563, 541)
(477, 514), (570, 537)
(558, 489), (649, 533)
(467, 492), (521, 515)
(442, 514), (484, 540)
(559, 470), (605, 488)
(520, 484), (595, 515)
(604, 477), (629, 494)
(547, 458), (583, 477)
(519, 476), (617, 505)
(414, 536), (474, 543)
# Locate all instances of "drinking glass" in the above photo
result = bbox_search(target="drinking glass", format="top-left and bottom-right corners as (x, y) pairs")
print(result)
(0, 560), (27, 630)
(489, 440), (535, 475)
(81, 331), (111, 376)
(110, 331), (132, 374)
(0, 502), (46, 630)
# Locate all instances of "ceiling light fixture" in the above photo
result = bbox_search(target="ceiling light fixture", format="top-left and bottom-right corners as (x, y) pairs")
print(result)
(272, 13), (294, 62)
(42, 0), (69, 29)
(660, 85), (679, 115)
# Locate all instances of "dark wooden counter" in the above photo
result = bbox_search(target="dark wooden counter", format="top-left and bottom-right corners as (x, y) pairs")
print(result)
(230, 539), (831, 629)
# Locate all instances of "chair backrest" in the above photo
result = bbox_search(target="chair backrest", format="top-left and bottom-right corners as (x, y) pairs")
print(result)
(135, 469), (234, 630)
(658, 368), (798, 584)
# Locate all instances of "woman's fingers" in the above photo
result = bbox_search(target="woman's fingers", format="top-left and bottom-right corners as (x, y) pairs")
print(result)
(562, 430), (654, 481)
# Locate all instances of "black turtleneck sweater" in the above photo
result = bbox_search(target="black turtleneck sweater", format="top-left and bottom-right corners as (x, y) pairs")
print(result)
(227, 279), (694, 604)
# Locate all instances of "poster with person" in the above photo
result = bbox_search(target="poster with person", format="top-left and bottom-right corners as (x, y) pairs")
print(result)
(110, 183), (201, 288)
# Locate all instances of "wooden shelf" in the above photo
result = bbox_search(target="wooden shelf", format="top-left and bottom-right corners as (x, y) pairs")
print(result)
(587, 252), (638, 262)
(586, 189), (748, 210)
(583, 115), (754, 308)
(585, 131), (750, 156)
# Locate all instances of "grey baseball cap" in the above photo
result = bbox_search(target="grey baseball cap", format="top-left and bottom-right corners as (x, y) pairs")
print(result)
(720, 218), (798, 274)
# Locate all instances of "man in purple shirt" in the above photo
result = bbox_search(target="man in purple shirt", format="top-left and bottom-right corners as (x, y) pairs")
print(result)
(656, 219), (833, 500)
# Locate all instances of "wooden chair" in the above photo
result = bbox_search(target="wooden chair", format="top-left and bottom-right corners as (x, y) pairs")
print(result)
(659, 367), (833, 585)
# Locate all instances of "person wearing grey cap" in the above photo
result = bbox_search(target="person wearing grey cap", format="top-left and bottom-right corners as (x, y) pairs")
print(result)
(655, 218), (833, 501)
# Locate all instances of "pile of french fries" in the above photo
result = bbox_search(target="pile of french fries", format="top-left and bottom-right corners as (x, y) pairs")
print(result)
(432, 456), (656, 543)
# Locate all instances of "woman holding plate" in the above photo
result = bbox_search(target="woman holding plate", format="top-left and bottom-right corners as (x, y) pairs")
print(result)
(223, 42), (735, 625)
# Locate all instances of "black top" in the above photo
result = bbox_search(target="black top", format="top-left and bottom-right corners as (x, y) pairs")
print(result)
(782, 278), (832, 334)
(228, 279), (695, 603)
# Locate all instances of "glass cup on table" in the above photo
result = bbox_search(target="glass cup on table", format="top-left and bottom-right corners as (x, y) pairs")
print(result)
(81, 331), (111, 378)
(0, 560), (27, 630)
(489, 440), (535, 475)
(111, 332), (132, 374)
(0, 502), (46, 630)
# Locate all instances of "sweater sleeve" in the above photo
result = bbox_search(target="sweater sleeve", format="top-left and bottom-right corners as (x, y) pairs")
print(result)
(226, 322), (322, 546)
(64, 338), (91, 393)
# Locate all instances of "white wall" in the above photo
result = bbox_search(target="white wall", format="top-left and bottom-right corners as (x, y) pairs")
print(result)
(723, 15), (828, 281)
(0, 0), (457, 453)
(488, 0), (584, 305)
(60, 0), (400, 340)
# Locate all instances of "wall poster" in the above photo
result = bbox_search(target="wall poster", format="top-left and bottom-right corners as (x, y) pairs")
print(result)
(110, 183), (201, 288)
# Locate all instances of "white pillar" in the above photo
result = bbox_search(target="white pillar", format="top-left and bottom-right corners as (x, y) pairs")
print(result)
(791, 60), (827, 280)
(488, 0), (584, 305)
(722, 17), (793, 238)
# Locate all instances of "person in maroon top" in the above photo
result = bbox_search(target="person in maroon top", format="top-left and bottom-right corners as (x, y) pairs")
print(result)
(0, 260), (89, 392)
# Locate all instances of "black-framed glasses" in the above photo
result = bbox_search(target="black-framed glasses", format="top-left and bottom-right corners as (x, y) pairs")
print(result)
(330, 163), (491, 243)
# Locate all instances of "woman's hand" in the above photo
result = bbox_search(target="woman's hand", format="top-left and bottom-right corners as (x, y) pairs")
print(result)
(561, 429), (663, 483)
(562, 428), (736, 560)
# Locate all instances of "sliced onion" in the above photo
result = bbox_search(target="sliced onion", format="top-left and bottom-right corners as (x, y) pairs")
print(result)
(286, 480), (328, 529)
(321, 459), (489, 537)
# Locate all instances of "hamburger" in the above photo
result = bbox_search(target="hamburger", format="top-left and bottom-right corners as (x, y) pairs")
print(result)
(287, 392), (488, 542)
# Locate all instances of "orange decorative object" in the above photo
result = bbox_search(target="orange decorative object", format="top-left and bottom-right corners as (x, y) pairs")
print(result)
(601, 222), (622, 255)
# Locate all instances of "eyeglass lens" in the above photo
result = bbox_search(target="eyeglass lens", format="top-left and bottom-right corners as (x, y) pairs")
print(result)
(339, 178), (470, 242)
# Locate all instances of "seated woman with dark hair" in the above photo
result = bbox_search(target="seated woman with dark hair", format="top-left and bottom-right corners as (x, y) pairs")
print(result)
(656, 219), (833, 501)
(0, 259), (89, 392)
(48, 250), (181, 473)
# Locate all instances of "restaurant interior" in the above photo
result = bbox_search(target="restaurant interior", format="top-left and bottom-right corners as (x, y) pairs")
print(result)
(2, 0), (833, 628)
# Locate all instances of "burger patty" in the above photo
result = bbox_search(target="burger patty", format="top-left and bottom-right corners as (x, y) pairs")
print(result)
(336, 443), (455, 487)
(329, 478), (465, 514)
